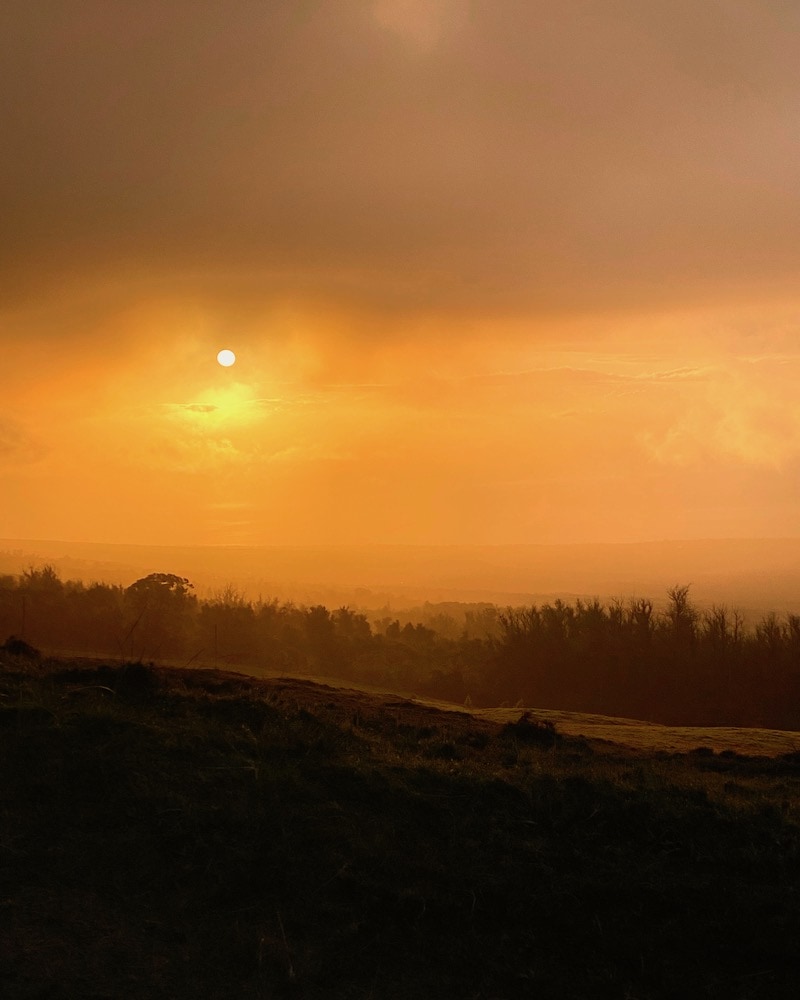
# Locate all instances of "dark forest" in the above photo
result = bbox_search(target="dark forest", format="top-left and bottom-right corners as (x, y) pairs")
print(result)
(3, 567), (799, 730)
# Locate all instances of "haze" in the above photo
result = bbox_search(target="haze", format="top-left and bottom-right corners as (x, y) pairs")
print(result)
(2, 2), (800, 553)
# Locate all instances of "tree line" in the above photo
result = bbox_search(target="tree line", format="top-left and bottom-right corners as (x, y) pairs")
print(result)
(1, 568), (799, 730)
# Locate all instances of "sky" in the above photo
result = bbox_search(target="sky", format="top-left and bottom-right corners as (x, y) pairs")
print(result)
(2, 0), (800, 548)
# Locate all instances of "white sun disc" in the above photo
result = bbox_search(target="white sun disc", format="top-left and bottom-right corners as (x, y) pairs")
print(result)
(217, 349), (236, 367)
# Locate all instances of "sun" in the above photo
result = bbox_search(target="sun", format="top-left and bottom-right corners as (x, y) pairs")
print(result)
(217, 349), (236, 367)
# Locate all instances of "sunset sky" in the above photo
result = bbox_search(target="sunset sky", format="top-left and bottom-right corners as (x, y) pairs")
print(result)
(2, 1), (800, 548)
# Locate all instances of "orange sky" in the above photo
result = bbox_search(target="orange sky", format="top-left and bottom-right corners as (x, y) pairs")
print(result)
(2, 2), (799, 547)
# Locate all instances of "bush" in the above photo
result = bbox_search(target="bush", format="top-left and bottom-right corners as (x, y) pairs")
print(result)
(501, 711), (557, 746)
(2, 635), (41, 661)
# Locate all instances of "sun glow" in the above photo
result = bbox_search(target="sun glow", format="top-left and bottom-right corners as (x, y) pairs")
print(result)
(179, 382), (262, 424)
(217, 349), (236, 367)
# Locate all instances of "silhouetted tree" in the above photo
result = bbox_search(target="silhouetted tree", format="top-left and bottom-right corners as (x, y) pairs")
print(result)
(197, 589), (257, 666)
(124, 573), (196, 659)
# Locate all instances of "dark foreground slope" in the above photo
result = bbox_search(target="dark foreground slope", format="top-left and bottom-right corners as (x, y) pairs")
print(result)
(1, 659), (799, 999)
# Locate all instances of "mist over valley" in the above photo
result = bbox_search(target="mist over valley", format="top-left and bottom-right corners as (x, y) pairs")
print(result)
(3, 536), (800, 618)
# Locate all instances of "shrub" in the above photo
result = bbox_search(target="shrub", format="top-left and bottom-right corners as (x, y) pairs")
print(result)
(501, 711), (557, 746)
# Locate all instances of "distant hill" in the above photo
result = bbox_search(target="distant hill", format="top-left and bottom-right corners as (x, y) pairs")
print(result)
(2, 536), (800, 614)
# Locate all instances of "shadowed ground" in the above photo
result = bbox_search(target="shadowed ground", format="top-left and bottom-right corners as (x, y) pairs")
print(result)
(1, 657), (799, 999)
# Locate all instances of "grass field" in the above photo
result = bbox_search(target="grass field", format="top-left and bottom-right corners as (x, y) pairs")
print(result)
(227, 661), (800, 757)
(1, 655), (799, 998)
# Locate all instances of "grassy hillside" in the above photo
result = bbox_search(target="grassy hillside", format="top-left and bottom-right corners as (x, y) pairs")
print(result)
(1, 656), (799, 999)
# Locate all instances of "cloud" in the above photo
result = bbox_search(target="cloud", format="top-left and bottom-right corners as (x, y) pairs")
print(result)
(633, 368), (710, 383)
(0, 418), (46, 466)
(2, 1), (800, 322)
(3, 3), (800, 547)
(638, 358), (800, 469)
(372, 0), (458, 52)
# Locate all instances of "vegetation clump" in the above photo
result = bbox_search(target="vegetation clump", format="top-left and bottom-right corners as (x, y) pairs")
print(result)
(1, 635), (40, 661)
(502, 710), (558, 746)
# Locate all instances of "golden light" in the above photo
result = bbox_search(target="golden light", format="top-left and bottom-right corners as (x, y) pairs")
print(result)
(217, 349), (236, 367)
